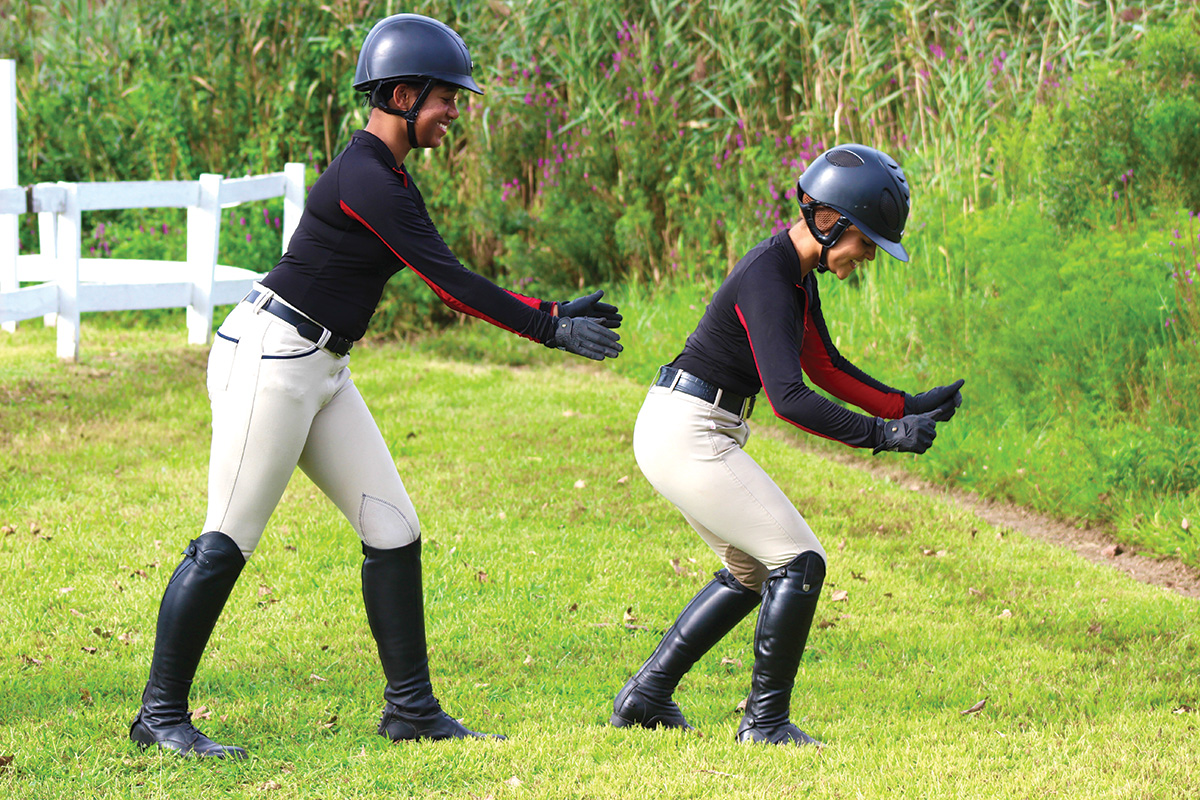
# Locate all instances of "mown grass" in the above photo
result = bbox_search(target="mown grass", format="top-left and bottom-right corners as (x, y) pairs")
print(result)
(1, 322), (1197, 799)
(404, 263), (1200, 571)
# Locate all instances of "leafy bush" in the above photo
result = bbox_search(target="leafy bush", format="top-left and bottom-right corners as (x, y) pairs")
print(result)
(1035, 9), (1200, 226)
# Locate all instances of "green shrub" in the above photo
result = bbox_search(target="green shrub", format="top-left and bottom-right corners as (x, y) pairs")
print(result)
(1035, 9), (1200, 226)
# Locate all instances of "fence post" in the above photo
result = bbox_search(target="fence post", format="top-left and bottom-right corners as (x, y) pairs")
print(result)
(1, 60), (18, 335)
(38, 207), (58, 327)
(282, 162), (305, 254)
(186, 173), (222, 346)
(55, 182), (81, 360)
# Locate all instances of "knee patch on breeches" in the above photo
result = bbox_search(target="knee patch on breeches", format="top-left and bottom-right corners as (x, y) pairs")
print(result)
(723, 545), (770, 594)
(357, 493), (420, 550)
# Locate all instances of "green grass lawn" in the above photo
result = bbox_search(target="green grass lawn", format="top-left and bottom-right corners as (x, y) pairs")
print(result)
(1, 322), (1197, 799)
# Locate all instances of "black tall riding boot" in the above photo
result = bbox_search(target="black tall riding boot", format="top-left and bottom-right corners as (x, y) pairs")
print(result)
(129, 531), (247, 758)
(362, 540), (503, 741)
(736, 550), (825, 746)
(611, 569), (762, 730)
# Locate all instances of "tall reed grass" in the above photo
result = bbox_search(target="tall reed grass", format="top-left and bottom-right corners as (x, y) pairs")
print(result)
(5, 0), (1191, 279)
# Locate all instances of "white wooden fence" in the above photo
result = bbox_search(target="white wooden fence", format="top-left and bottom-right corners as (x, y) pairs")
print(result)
(0, 59), (306, 360)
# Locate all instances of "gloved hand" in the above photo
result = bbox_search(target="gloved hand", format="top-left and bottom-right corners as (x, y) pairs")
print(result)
(546, 316), (623, 361)
(557, 290), (622, 329)
(904, 378), (964, 422)
(872, 413), (938, 454)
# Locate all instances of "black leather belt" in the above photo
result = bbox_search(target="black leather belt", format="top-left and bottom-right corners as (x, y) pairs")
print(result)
(245, 290), (353, 357)
(654, 365), (755, 419)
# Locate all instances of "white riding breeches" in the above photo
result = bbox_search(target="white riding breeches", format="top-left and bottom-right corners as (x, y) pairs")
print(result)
(202, 288), (419, 559)
(633, 385), (825, 592)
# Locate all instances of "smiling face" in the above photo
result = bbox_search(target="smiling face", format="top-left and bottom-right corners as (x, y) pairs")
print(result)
(825, 224), (877, 279)
(387, 82), (460, 149)
(412, 84), (459, 148)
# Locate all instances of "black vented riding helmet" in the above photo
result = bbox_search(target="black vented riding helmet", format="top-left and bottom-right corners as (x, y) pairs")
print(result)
(797, 144), (911, 262)
(353, 14), (483, 147)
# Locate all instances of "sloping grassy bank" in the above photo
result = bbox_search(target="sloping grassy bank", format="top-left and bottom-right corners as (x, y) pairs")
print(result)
(420, 260), (1190, 573)
(0, 324), (1196, 799)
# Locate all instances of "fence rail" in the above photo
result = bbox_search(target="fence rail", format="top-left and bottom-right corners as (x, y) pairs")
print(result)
(0, 166), (306, 360)
(0, 58), (306, 361)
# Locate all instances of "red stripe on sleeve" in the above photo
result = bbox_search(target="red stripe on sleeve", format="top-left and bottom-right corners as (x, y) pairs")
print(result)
(734, 303), (840, 443)
(799, 308), (905, 418)
(506, 291), (543, 310)
(339, 199), (525, 337)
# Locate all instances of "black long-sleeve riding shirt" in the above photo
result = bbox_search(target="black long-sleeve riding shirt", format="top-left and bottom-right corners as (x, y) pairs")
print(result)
(671, 231), (905, 448)
(261, 130), (556, 343)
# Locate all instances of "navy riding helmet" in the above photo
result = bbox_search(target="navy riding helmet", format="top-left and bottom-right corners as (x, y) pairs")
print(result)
(353, 14), (484, 147)
(797, 144), (911, 266)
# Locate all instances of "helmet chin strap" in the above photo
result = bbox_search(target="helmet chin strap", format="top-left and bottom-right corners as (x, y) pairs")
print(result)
(371, 79), (435, 149)
(817, 246), (831, 273)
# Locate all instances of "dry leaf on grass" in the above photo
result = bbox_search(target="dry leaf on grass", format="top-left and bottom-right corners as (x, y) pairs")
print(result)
(0, 755), (13, 769)
(573, 479), (586, 489)
(961, 698), (987, 715)
(829, 590), (849, 602)
(997, 609), (1013, 618)
(504, 776), (522, 787)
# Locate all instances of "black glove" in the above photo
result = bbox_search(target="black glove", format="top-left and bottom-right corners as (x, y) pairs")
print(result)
(904, 378), (964, 422)
(873, 413), (938, 454)
(546, 316), (623, 361)
(557, 290), (622, 329)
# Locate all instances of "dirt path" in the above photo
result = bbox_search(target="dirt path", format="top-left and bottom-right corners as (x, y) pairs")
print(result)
(787, 437), (1200, 600)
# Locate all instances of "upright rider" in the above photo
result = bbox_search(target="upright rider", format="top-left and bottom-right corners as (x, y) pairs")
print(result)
(130, 13), (622, 758)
